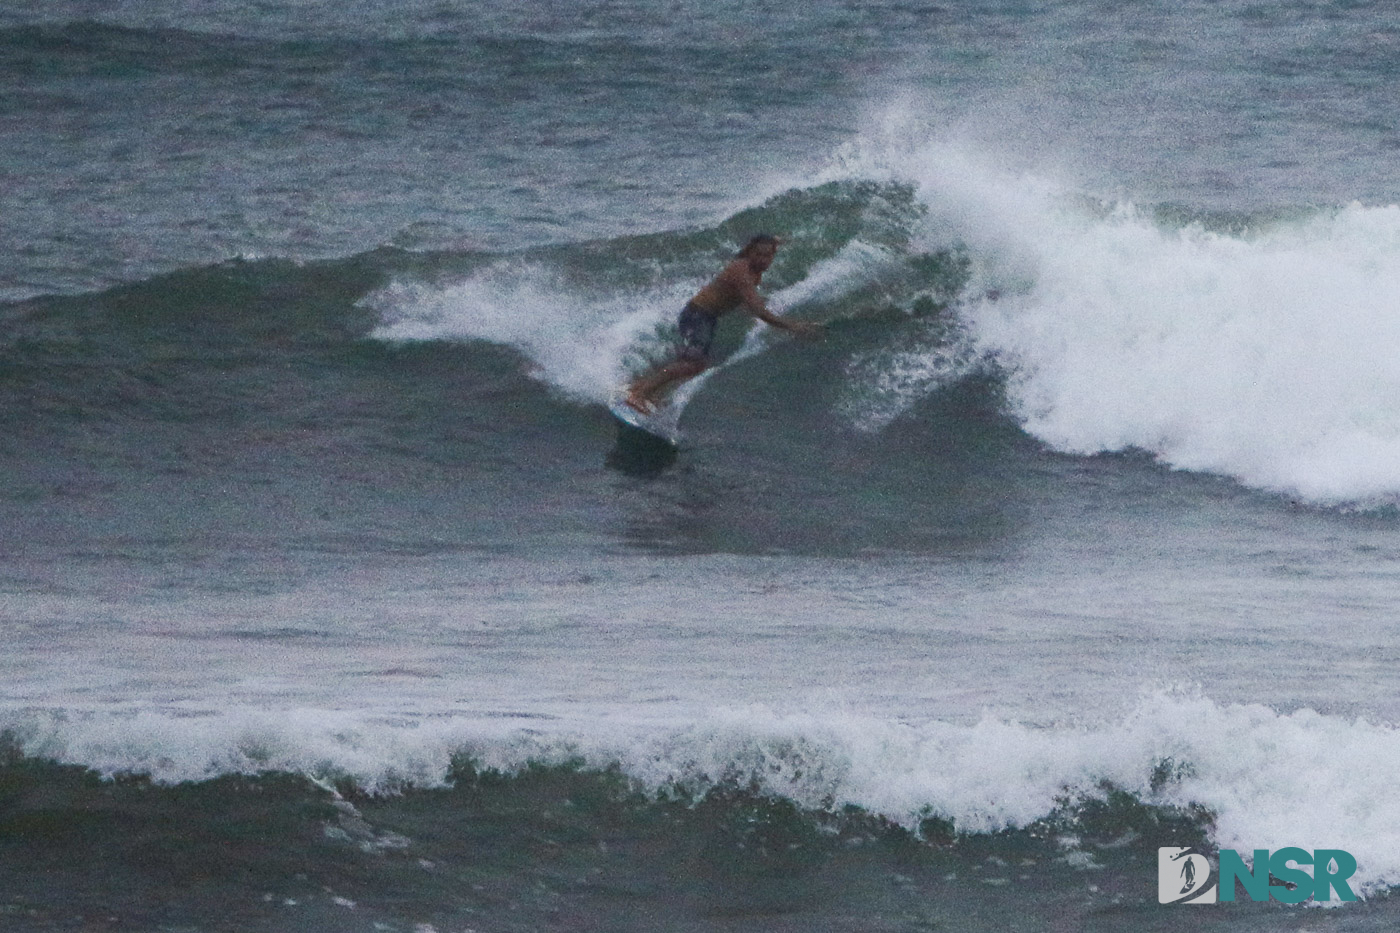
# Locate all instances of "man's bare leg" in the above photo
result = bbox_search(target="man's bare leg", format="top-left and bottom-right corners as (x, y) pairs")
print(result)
(626, 359), (706, 413)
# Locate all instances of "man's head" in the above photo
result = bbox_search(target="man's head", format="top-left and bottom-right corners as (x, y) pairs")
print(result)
(737, 233), (782, 271)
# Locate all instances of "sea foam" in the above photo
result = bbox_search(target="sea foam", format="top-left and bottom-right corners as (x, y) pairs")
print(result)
(6, 690), (1400, 897)
(839, 121), (1400, 505)
(967, 200), (1400, 505)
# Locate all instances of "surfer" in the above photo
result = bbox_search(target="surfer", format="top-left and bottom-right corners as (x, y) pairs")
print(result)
(624, 234), (822, 414)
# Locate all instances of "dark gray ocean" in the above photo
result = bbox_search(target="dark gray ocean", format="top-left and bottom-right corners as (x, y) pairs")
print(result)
(6, 1), (1400, 930)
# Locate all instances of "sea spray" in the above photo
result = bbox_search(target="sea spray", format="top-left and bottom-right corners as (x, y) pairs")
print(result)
(365, 261), (692, 403)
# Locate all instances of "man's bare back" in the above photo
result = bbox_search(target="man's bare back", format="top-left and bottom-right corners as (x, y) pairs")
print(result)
(689, 254), (770, 318)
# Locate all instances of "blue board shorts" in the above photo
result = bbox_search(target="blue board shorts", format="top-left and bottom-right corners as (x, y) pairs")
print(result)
(677, 302), (717, 363)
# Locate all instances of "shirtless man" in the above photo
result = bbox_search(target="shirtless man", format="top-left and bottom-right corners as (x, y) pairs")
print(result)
(624, 234), (821, 413)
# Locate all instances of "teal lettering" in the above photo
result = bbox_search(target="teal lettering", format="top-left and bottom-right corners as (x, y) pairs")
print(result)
(1313, 849), (1359, 902)
(1269, 847), (1314, 904)
(1218, 849), (1271, 902)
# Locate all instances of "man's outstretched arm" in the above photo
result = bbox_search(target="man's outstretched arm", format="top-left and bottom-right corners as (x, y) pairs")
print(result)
(740, 282), (822, 336)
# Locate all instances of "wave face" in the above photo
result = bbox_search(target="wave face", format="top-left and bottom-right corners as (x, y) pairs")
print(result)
(361, 150), (1400, 507)
(0, 180), (1005, 560)
(7, 166), (1400, 544)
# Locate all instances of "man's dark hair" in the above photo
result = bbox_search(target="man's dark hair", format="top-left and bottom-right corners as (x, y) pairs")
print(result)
(736, 233), (781, 258)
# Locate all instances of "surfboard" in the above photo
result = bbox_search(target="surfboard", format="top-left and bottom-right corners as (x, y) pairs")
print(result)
(608, 397), (680, 446)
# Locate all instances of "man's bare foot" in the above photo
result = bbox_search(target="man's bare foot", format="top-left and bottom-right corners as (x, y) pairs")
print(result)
(623, 394), (655, 415)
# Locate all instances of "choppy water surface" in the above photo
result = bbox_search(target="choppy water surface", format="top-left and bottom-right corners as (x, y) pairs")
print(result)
(6, 1), (1400, 929)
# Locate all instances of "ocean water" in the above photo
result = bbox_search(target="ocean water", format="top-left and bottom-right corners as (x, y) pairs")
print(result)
(5, 1), (1400, 930)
